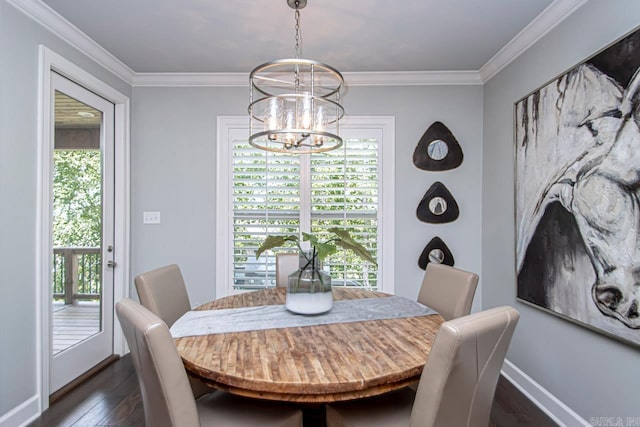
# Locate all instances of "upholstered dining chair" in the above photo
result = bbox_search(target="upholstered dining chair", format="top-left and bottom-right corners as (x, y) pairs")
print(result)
(326, 306), (519, 427)
(276, 253), (299, 288)
(417, 263), (479, 321)
(116, 299), (303, 427)
(134, 264), (211, 397)
(134, 264), (191, 328)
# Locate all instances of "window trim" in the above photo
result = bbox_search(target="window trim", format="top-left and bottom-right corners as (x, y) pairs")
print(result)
(216, 116), (395, 297)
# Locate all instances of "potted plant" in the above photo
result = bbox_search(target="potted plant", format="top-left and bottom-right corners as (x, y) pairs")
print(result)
(256, 228), (377, 314)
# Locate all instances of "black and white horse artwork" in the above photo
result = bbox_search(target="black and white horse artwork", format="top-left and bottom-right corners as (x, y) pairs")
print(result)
(515, 29), (640, 346)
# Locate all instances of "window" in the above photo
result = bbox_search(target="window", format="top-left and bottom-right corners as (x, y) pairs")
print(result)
(216, 116), (394, 296)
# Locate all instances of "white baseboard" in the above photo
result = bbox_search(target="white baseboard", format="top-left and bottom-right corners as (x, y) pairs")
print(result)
(0, 395), (40, 427)
(501, 359), (590, 427)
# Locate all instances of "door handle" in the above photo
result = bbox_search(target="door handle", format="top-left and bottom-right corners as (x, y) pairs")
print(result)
(107, 260), (117, 268)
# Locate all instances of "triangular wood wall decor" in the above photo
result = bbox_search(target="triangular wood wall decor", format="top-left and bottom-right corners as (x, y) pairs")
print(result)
(417, 182), (459, 223)
(413, 121), (464, 171)
(418, 237), (455, 269)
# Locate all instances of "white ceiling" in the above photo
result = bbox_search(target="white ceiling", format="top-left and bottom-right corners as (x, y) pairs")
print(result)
(40, 0), (557, 74)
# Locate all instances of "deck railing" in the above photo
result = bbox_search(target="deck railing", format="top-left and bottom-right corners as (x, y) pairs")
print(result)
(53, 247), (102, 304)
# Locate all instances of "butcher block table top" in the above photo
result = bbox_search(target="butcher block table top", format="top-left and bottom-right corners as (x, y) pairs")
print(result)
(174, 287), (444, 403)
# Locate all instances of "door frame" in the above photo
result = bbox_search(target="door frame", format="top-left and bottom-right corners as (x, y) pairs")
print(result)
(36, 45), (130, 411)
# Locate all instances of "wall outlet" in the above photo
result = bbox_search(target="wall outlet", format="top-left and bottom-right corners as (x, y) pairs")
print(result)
(143, 211), (161, 224)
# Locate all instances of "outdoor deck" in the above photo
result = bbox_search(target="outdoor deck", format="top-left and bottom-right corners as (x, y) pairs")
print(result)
(52, 301), (100, 355)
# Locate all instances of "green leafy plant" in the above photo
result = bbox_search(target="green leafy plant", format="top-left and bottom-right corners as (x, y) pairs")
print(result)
(256, 228), (377, 266)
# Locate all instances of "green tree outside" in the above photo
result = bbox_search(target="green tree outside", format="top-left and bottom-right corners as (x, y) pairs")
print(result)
(53, 150), (102, 247)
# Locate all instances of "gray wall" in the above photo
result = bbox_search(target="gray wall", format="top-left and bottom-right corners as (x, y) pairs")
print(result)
(131, 84), (483, 307)
(130, 87), (244, 306)
(482, 0), (640, 420)
(0, 0), (131, 417)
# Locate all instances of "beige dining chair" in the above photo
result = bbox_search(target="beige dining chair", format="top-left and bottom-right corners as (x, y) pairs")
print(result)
(326, 306), (520, 427)
(417, 263), (479, 321)
(276, 253), (299, 288)
(116, 299), (303, 427)
(134, 264), (191, 328)
(134, 264), (211, 397)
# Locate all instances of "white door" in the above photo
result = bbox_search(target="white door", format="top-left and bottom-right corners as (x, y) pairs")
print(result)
(49, 72), (116, 393)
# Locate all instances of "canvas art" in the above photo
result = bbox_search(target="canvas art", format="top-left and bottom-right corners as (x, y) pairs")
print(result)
(515, 28), (640, 347)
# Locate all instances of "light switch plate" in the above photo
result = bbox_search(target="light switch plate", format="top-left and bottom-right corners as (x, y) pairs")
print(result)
(143, 211), (161, 224)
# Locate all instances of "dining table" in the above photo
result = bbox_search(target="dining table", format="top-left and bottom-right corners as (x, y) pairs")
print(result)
(171, 287), (444, 403)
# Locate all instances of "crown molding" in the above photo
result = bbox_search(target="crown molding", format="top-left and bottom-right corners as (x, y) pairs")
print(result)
(7, 0), (135, 84)
(132, 70), (483, 87)
(132, 73), (248, 87)
(344, 71), (482, 86)
(11, 0), (586, 88)
(479, 0), (588, 83)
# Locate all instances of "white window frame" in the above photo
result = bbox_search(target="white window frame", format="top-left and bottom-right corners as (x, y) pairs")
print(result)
(216, 116), (395, 297)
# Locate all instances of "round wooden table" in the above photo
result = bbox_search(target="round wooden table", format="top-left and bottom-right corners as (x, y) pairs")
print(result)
(174, 287), (444, 403)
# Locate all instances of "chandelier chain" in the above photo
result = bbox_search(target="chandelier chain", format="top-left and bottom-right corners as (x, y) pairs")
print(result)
(294, 8), (301, 59)
(294, 5), (302, 90)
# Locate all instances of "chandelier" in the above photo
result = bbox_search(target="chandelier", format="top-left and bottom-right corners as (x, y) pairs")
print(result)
(248, 0), (345, 154)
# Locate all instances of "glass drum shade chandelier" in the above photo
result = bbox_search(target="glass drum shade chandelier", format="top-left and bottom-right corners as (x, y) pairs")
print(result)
(248, 0), (345, 154)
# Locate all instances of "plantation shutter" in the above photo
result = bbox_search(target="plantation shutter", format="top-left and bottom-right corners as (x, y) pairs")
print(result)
(232, 140), (300, 289)
(310, 136), (380, 289)
(230, 129), (382, 292)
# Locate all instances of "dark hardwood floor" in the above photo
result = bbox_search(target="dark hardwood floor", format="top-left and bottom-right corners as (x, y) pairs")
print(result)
(490, 374), (558, 427)
(30, 355), (557, 426)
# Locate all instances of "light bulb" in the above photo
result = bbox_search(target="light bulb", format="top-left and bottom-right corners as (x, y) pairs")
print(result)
(266, 98), (282, 130)
(298, 92), (312, 130)
(315, 106), (325, 131)
(284, 110), (296, 147)
(264, 98), (283, 141)
(313, 106), (326, 146)
(285, 110), (295, 130)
